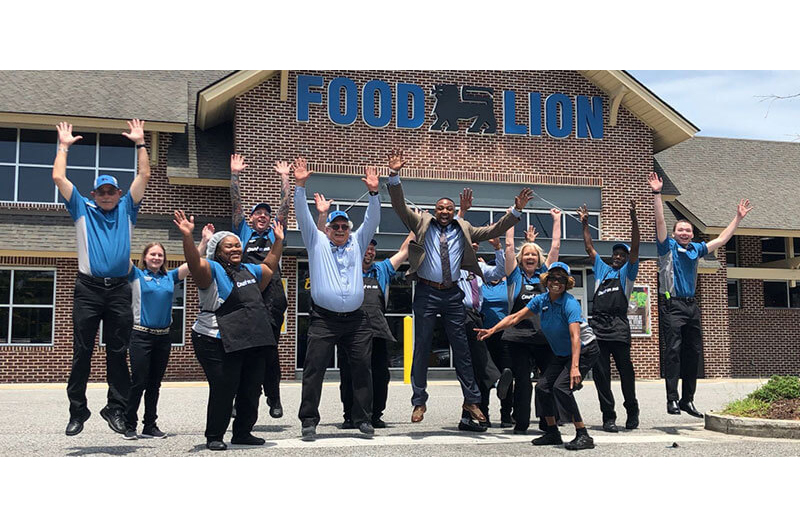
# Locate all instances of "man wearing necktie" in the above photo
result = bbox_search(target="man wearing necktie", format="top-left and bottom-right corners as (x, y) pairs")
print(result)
(386, 149), (531, 425)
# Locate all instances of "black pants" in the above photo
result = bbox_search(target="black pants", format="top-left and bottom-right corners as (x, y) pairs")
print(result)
(339, 338), (390, 422)
(592, 339), (639, 421)
(67, 276), (132, 419)
(660, 299), (703, 402)
(485, 332), (513, 419)
(192, 331), (268, 442)
(299, 308), (373, 427)
(124, 330), (171, 429)
(263, 316), (282, 402)
(464, 309), (502, 420)
(504, 339), (552, 431)
(535, 341), (600, 424)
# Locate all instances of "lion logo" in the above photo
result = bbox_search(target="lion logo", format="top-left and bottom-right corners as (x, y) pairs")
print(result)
(430, 85), (497, 134)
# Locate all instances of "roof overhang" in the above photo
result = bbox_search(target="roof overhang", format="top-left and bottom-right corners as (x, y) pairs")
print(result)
(0, 112), (185, 133)
(578, 70), (699, 152)
(196, 70), (283, 130)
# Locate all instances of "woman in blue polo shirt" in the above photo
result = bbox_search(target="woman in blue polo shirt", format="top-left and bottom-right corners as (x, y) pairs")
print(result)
(478, 263), (599, 450)
(174, 210), (284, 451)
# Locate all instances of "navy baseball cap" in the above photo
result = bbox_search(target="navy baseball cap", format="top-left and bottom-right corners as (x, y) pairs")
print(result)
(250, 203), (272, 215)
(548, 262), (572, 275)
(327, 210), (350, 224)
(93, 174), (120, 190)
(612, 243), (631, 253)
(369, 239), (378, 247)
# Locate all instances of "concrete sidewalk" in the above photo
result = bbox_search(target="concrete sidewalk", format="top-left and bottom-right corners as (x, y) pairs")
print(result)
(2, 378), (798, 456)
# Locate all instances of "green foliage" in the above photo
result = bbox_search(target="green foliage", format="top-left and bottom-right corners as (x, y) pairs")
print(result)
(749, 376), (800, 403)
(722, 397), (770, 418)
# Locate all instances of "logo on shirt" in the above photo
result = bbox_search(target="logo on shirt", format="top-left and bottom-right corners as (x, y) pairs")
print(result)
(596, 285), (620, 297)
(236, 278), (256, 288)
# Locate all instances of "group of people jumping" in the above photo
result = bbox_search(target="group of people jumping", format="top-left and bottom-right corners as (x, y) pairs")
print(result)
(56, 121), (753, 451)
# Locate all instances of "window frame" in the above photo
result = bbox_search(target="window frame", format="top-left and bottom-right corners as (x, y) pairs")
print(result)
(0, 267), (57, 346)
(763, 280), (800, 309)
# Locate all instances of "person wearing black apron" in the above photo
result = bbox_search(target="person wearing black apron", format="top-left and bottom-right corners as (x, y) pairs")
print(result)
(501, 210), (562, 433)
(174, 210), (283, 451)
(579, 202), (641, 432)
(231, 154), (290, 419)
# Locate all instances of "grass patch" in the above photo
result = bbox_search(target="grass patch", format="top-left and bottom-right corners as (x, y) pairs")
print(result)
(722, 376), (800, 418)
(721, 397), (769, 418)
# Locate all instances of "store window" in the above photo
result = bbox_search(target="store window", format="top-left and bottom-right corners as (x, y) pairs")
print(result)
(727, 280), (740, 308)
(100, 279), (186, 345)
(763, 281), (800, 309)
(0, 127), (136, 203)
(725, 237), (738, 267)
(0, 269), (56, 344)
(761, 237), (786, 264)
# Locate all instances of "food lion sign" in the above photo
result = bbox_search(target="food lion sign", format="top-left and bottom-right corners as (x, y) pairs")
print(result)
(296, 74), (604, 139)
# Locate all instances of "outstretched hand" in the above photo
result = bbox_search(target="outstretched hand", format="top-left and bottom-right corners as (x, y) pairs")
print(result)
(231, 154), (248, 174)
(489, 237), (501, 250)
(648, 171), (663, 193)
(577, 204), (589, 224)
(56, 122), (83, 147)
(459, 188), (473, 214)
(737, 199), (753, 219)
(515, 188), (533, 210)
(314, 192), (334, 215)
(274, 160), (292, 176)
(525, 225), (539, 243)
(122, 119), (145, 145)
(475, 328), (493, 341)
(363, 166), (379, 192)
(293, 157), (312, 186)
(388, 148), (406, 172)
(271, 219), (284, 241)
(173, 210), (195, 237)
(201, 223), (215, 242)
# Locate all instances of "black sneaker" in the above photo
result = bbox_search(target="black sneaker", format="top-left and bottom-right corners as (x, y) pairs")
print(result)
(358, 422), (375, 435)
(99, 406), (126, 434)
(123, 428), (138, 440)
(341, 419), (355, 430)
(206, 440), (227, 451)
(532, 431), (563, 445)
(371, 417), (387, 428)
(564, 434), (595, 450)
(141, 424), (167, 439)
(231, 433), (266, 445)
(625, 409), (640, 430)
(301, 425), (316, 440)
(458, 418), (487, 432)
(602, 419), (619, 433)
(267, 397), (283, 419)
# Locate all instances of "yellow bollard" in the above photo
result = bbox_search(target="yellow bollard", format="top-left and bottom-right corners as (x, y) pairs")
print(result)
(403, 315), (412, 384)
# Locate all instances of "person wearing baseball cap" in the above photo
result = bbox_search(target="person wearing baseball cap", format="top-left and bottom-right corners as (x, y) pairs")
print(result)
(477, 262), (600, 450)
(53, 120), (152, 437)
(578, 201), (641, 432)
(230, 154), (290, 420)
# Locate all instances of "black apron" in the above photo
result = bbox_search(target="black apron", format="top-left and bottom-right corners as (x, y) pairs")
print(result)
(502, 273), (547, 345)
(361, 270), (396, 342)
(214, 265), (276, 353)
(243, 230), (288, 322)
(589, 274), (631, 344)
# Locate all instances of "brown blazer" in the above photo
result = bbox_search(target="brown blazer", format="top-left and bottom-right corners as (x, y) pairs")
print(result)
(388, 180), (520, 280)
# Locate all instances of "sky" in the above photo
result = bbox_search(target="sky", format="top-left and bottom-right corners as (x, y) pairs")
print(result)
(628, 71), (800, 142)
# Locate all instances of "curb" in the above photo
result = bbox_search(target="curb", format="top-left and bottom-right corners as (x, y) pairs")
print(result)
(705, 412), (800, 440)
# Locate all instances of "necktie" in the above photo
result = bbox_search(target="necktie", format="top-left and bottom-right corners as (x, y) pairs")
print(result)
(470, 274), (481, 310)
(439, 226), (452, 287)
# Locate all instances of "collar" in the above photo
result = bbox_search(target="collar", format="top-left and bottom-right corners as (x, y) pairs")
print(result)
(143, 268), (165, 277)
(330, 237), (353, 252)
(251, 227), (272, 239)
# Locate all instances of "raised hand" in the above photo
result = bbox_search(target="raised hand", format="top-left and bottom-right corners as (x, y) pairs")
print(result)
(56, 122), (83, 147)
(274, 160), (292, 176)
(489, 237), (501, 250)
(515, 188), (533, 211)
(577, 203), (589, 224)
(525, 225), (539, 243)
(363, 166), (379, 192)
(271, 219), (284, 241)
(201, 223), (215, 243)
(629, 200), (637, 220)
(459, 188), (473, 214)
(173, 210), (195, 237)
(388, 148), (406, 172)
(648, 171), (663, 193)
(737, 198), (753, 219)
(293, 157), (312, 186)
(231, 154), (248, 174)
(550, 207), (562, 220)
(314, 192), (334, 216)
(122, 119), (145, 145)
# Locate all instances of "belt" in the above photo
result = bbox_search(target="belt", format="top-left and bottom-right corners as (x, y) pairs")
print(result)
(417, 277), (455, 290)
(133, 325), (171, 335)
(312, 305), (361, 318)
(78, 273), (127, 287)
(668, 296), (697, 303)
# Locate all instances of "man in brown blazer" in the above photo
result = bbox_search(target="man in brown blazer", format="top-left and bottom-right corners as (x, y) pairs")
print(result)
(386, 149), (532, 424)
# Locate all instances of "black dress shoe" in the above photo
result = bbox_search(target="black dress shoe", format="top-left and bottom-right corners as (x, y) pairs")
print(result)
(267, 397), (283, 419)
(532, 431), (563, 445)
(512, 428), (528, 435)
(371, 418), (387, 428)
(679, 401), (704, 418)
(301, 425), (316, 440)
(231, 433), (266, 445)
(667, 400), (681, 415)
(500, 413), (514, 428)
(341, 419), (355, 430)
(602, 419), (619, 433)
(458, 419), (487, 432)
(206, 440), (227, 451)
(65, 410), (90, 436)
(496, 368), (513, 399)
(99, 406), (126, 434)
(625, 409), (640, 430)
(358, 422), (374, 435)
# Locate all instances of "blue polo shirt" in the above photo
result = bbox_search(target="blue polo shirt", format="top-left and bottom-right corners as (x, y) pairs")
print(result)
(64, 189), (139, 277)
(508, 264), (548, 300)
(593, 254), (639, 298)
(526, 292), (595, 356)
(192, 261), (263, 339)
(657, 238), (708, 297)
(363, 259), (396, 296)
(129, 267), (181, 329)
(234, 218), (275, 260)
(481, 278), (509, 328)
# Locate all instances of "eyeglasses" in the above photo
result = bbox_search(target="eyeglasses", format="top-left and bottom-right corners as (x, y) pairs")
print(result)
(94, 188), (118, 196)
(548, 275), (568, 284)
(329, 223), (350, 232)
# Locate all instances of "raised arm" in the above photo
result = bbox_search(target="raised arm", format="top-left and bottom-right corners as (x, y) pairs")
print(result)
(472, 188), (530, 242)
(578, 204), (597, 260)
(176, 223), (215, 280)
(173, 210), (212, 289)
(386, 149), (424, 234)
(629, 200), (640, 264)
(544, 208), (561, 267)
(457, 187), (473, 219)
(314, 192), (334, 232)
(649, 172), (667, 244)
(125, 120), (151, 205)
(292, 157), (319, 247)
(706, 199), (753, 253)
(259, 220), (283, 289)
(230, 154), (248, 230)
(480, 237), (507, 282)
(355, 166), (381, 251)
(389, 231), (415, 269)
(504, 220), (517, 277)
(274, 160), (292, 225)
(53, 122), (82, 201)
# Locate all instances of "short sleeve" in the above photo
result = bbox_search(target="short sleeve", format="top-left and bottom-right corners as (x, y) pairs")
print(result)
(625, 259), (640, 282)
(63, 187), (86, 222)
(656, 237), (672, 256)
(378, 259), (396, 277)
(695, 241), (708, 258)
(565, 297), (584, 324)
(168, 268), (181, 282)
(245, 263), (263, 282)
(122, 192), (140, 224)
(235, 218), (251, 240)
(127, 266), (141, 282)
(593, 254), (611, 281)
(525, 293), (544, 314)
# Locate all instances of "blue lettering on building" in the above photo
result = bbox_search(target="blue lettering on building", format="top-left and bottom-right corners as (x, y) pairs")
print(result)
(396, 83), (425, 129)
(362, 80), (392, 128)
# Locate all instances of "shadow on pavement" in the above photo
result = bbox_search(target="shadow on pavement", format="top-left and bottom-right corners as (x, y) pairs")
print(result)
(653, 425), (704, 435)
(187, 442), (279, 453)
(251, 424), (292, 433)
(65, 445), (153, 457)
